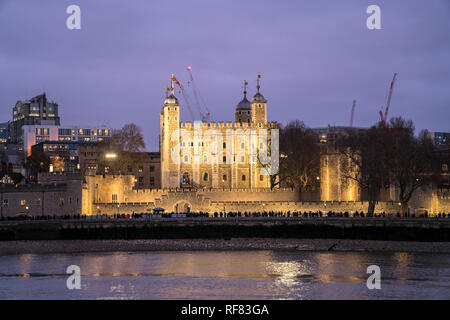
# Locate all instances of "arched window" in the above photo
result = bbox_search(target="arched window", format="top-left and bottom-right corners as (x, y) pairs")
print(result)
(242, 175), (246, 181)
(203, 172), (209, 181)
(222, 174), (227, 181)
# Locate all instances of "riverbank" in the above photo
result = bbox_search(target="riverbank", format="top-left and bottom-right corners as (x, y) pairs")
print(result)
(1, 238), (450, 255)
(1, 218), (450, 242)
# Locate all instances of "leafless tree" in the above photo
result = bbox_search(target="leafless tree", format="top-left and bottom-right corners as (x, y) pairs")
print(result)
(110, 123), (146, 152)
(261, 120), (320, 191)
(385, 117), (440, 215)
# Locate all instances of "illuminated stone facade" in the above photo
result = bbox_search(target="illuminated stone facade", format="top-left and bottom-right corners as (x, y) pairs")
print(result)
(160, 75), (276, 189)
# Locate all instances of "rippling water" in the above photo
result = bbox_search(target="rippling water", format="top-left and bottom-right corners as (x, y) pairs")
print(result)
(0, 251), (449, 299)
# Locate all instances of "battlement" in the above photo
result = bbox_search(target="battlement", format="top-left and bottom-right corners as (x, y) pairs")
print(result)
(178, 121), (277, 130)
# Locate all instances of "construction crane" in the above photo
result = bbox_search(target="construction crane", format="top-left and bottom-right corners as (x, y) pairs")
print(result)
(186, 66), (210, 122)
(170, 74), (195, 121)
(349, 100), (356, 128)
(379, 73), (398, 123)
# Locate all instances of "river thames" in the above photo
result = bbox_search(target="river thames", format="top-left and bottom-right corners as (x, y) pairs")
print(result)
(0, 250), (449, 299)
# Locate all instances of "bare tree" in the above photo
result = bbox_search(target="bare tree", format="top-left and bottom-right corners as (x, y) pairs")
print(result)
(337, 125), (390, 215)
(110, 123), (146, 152)
(262, 120), (320, 191)
(385, 117), (440, 215)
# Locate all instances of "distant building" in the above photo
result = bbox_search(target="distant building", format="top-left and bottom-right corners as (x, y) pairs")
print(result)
(0, 121), (10, 143)
(77, 143), (161, 189)
(0, 172), (25, 185)
(11, 93), (60, 144)
(0, 143), (25, 172)
(23, 124), (111, 156)
(428, 132), (449, 147)
(31, 141), (100, 174)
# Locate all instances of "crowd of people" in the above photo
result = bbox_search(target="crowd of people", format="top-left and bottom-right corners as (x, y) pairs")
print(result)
(1, 210), (448, 221)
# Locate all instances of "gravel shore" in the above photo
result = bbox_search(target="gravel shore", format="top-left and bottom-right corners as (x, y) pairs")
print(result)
(0, 238), (449, 255)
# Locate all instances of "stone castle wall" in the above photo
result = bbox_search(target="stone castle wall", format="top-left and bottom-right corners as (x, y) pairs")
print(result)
(84, 174), (450, 216)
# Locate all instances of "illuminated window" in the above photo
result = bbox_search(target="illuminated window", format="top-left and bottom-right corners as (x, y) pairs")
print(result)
(138, 166), (143, 173)
(58, 198), (65, 206)
(36, 199), (41, 206)
(20, 200), (26, 206)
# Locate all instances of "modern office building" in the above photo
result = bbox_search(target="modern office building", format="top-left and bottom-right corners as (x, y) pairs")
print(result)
(11, 93), (60, 144)
(0, 122), (10, 143)
(23, 125), (111, 156)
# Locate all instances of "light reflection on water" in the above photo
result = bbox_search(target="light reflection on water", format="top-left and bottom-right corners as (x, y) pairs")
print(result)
(0, 250), (449, 300)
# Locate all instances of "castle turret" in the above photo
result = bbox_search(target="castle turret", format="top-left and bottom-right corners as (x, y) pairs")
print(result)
(160, 75), (181, 188)
(251, 73), (267, 127)
(235, 80), (252, 123)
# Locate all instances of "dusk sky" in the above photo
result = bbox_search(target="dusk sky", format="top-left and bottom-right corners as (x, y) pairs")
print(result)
(1, 0), (449, 150)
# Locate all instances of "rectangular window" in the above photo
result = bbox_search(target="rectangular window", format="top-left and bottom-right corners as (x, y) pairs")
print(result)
(138, 166), (143, 173)
(260, 175), (264, 181)
(20, 200), (26, 206)
(112, 194), (118, 203)
(3, 199), (8, 207)
(36, 199), (41, 206)
(58, 198), (64, 206)
(58, 128), (72, 136)
(150, 166), (155, 172)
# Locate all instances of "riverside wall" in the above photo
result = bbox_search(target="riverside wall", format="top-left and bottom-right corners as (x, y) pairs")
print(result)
(0, 218), (449, 242)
